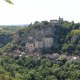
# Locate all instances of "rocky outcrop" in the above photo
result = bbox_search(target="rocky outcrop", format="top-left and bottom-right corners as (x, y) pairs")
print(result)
(14, 19), (62, 54)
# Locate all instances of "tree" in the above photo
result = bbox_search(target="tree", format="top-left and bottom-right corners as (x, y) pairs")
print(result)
(11, 68), (15, 77)
(4, 0), (13, 4)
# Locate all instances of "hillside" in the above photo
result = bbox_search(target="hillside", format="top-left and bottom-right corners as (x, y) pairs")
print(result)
(0, 18), (80, 56)
(7, 18), (79, 56)
(0, 25), (28, 53)
(0, 55), (80, 80)
(0, 19), (80, 80)
(0, 25), (28, 34)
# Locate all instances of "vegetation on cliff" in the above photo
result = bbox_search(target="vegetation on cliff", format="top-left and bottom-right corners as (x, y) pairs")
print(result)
(0, 26), (26, 52)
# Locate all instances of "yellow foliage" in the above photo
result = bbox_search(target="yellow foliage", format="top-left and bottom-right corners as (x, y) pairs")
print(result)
(71, 30), (80, 36)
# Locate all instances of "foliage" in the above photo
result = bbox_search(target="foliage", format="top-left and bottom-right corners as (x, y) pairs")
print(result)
(4, 0), (13, 4)
(0, 26), (27, 52)
(71, 30), (80, 36)
(0, 55), (80, 80)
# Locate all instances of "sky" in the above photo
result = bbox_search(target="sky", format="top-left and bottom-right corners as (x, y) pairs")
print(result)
(0, 0), (80, 25)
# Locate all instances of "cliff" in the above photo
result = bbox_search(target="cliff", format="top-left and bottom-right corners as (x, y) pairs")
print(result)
(7, 18), (80, 56)
(14, 19), (62, 54)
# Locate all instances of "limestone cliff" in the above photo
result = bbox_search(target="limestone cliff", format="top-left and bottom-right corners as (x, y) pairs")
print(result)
(14, 19), (62, 54)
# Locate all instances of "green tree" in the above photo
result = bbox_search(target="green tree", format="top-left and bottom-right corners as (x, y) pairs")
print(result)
(4, 0), (13, 4)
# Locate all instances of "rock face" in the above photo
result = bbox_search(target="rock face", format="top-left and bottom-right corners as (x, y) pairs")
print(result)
(15, 19), (61, 54)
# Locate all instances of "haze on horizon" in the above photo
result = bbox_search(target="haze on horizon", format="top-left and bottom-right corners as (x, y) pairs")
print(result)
(0, 0), (80, 25)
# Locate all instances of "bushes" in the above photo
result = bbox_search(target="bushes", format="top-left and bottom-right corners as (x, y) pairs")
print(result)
(0, 56), (80, 80)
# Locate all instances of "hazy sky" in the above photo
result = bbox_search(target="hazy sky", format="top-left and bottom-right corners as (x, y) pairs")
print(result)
(0, 0), (80, 25)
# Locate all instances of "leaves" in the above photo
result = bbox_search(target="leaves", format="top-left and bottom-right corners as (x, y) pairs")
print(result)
(4, 0), (13, 4)
(0, 55), (80, 80)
